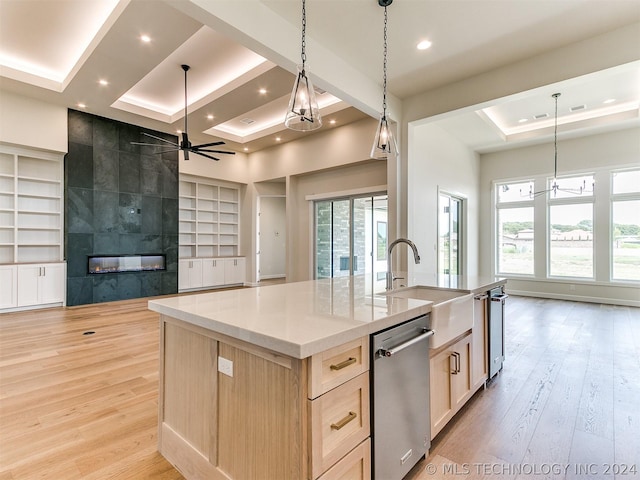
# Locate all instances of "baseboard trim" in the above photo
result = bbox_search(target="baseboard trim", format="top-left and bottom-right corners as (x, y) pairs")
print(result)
(508, 289), (640, 307)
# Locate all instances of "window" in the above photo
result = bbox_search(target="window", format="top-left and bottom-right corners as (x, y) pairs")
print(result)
(549, 203), (593, 278)
(548, 173), (594, 279)
(495, 181), (534, 275)
(494, 167), (639, 285)
(611, 170), (640, 282)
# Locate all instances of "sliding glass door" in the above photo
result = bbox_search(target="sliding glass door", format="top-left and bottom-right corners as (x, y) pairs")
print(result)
(315, 194), (388, 288)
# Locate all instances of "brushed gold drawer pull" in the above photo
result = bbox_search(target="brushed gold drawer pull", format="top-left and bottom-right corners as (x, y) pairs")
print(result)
(330, 357), (357, 371)
(331, 411), (357, 430)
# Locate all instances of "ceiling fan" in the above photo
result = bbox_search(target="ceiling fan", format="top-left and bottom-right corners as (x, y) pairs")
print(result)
(132, 64), (235, 161)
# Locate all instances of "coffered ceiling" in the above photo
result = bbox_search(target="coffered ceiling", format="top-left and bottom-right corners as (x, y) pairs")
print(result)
(0, 0), (639, 156)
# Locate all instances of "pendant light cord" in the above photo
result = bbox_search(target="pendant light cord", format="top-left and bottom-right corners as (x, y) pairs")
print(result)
(553, 93), (559, 180)
(301, 0), (307, 69)
(382, 5), (388, 115)
(184, 67), (188, 136)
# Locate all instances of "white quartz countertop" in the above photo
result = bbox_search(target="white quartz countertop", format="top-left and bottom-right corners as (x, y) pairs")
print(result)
(148, 275), (505, 359)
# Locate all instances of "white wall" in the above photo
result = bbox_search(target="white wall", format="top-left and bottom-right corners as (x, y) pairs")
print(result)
(0, 91), (67, 153)
(408, 122), (480, 280)
(288, 161), (387, 282)
(479, 127), (640, 306)
(258, 196), (286, 279)
(243, 117), (388, 283)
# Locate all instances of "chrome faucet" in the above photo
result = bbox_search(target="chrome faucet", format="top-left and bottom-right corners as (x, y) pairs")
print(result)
(386, 238), (421, 290)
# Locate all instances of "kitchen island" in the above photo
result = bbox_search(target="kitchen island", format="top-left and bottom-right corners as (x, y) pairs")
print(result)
(148, 275), (505, 480)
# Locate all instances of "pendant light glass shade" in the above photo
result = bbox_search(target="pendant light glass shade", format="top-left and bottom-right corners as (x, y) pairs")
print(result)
(285, 64), (322, 131)
(285, 0), (322, 131)
(371, 0), (398, 160)
(371, 113), (397, 159)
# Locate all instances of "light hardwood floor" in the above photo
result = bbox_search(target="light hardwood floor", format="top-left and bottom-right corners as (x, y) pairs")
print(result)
(1, 295), (638, 479)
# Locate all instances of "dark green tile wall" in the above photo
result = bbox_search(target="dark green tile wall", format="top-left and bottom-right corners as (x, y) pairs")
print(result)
(65, 109), (178, 305)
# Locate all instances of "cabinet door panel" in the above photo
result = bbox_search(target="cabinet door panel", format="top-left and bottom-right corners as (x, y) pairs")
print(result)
(38, 264), (65, 304)
(17, 265), (39, 307)
(201, 259), (225, 287)
(178, 259), (203, 290)
(451, 335), (472, 408)
(472, 295), (488, 387)
(429, 347), (454, 438)
(223, 258), (245, 285)
(0, 266), (17, 308)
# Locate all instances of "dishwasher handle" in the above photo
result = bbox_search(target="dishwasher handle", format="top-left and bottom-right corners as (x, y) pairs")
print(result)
(377, 328), (434, 358)
(491, 294), (509, 302)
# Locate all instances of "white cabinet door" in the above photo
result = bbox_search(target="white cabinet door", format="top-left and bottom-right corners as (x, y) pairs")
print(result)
(17, 263), (66, 307)
(17, 265), (40, 307)
(39, 263), (65, 305)
(178, 259), (203, 290)
(0, 265), (17, 309)
(223, 257), (245, 285)
(202, 258), (225, 288)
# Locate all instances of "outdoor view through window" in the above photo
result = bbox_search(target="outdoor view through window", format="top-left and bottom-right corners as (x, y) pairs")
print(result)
(496, 169), (640, 281)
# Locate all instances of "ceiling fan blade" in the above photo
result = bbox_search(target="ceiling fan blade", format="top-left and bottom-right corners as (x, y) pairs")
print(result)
(192, 141), (226, 148)
(141, 132), (179, 146)
(194, 148), (236, 155)
(191, 150), (220, 161)
(130, 142), (170, 147)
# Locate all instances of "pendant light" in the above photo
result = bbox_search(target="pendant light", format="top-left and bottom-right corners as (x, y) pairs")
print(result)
(371, 0), (398, 160)
(285, 0), (322, 131)
(524, 93), (592, 198)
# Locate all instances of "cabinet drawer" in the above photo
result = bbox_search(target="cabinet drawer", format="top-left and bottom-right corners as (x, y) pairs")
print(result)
(317, 438), (371, 480)
(308, 337), (369, 399)
(309, 372), (370, 478)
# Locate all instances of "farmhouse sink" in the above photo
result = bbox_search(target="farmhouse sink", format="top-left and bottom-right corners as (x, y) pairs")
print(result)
(386, 286), (474, 348)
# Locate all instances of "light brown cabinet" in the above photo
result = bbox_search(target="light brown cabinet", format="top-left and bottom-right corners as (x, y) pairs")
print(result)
(158, 315), (370, 480)
(471, 293), (489, 389)
(429, 290), (494, 440)
(429, 332), (473, 439)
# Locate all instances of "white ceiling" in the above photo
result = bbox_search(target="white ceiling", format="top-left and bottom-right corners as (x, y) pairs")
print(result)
(0, 0), (639, 156)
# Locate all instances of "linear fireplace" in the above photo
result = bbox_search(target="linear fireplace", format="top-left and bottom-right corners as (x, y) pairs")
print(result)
(88, 254), (166, 274)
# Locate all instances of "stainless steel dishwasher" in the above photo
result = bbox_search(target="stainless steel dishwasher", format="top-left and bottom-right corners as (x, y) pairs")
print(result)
(371, 314), (433, 480)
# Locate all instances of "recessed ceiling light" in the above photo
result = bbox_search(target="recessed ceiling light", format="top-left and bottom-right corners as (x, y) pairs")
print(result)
(518, 118), (528, 123)
(416, 40), (432, 50)
(140, 34), (151, 43)
(259, 88), (267, 94)
(77, 103), (86, 109)
(207, 114), (214, 120)
(603, 98), (616, 104)
(98, 79), (108, 86)
(329, 119), (336, 125)
(243, 147), (249, 151)
(275, 137), (281, 142)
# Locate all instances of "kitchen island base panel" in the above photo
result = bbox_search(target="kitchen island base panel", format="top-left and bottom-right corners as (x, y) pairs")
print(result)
(158, 315), (307, 480)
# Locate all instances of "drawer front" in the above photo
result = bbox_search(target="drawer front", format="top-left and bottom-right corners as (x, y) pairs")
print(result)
(308, 337), (369, 399)
(317, 438), (371, 480)
(309, 372), (370, 478)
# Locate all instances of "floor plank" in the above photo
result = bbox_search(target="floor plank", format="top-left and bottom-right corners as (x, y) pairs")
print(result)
(1, 295), (639, 479)
(407, 297), (640, 480)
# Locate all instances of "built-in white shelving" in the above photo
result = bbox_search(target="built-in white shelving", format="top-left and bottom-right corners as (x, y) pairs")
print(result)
(0, 146), (66, 311)
(0, 147), (64, 265)
(178, 175), (240, 259)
